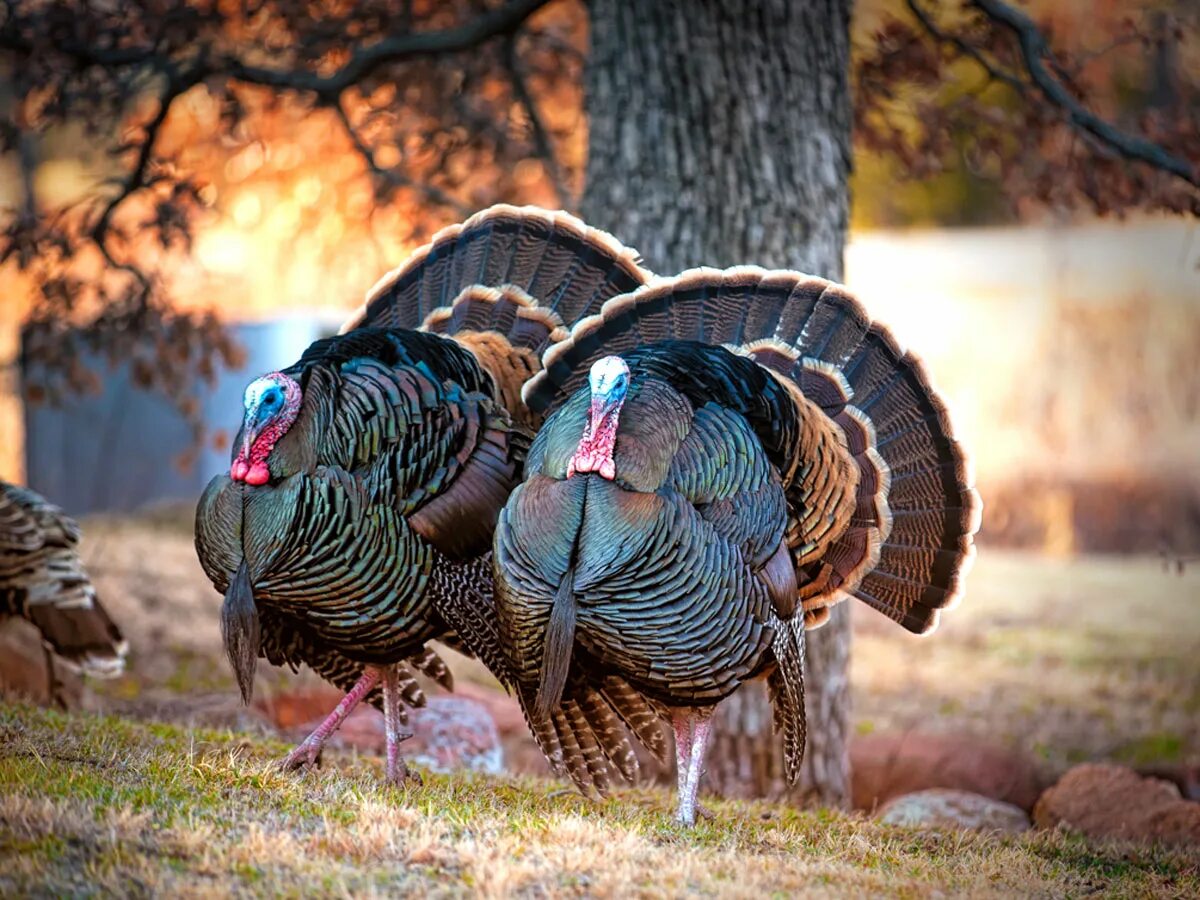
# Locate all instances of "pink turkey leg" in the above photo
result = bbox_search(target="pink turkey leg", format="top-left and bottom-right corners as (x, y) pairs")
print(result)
(673, 712), (692, 802)
(381, 664), (420, 785)
(674, 708), (716, 826)
(281, 667), (380, 771)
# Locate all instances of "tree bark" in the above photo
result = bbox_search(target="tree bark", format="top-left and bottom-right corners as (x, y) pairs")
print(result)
(581, 0), (853, 807)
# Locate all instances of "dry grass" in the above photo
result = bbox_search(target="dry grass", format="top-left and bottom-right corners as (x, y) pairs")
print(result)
(3, 514), (1198, 895)
(67, 514), (1200, 780)
(851, 552), (1200, 774)
(2, 704), (1197, 898)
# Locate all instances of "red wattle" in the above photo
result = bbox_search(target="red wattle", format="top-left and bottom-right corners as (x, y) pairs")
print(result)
(230, 458), (249, 481)
(244, 461), (270, 486)
(567, 404), (620, 480)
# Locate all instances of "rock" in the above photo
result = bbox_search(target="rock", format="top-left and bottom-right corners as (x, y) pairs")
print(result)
(1136, 764), (1200, 803)
(291, 695), (504, 775)
(0, 618), (83, 708)
(259, 685), (345, 731)
(1033, 764), (1200, 848)
(451, 681), (550, 777)
(852, 732), (1043, 812)
(877, 789), (1031, 834)
(452, 681), (526, 735)
(406, 697), (504, 775)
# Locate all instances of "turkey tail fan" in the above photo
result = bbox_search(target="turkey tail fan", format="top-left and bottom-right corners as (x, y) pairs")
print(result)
(524, 267), (980, 636)
(26, 597), (127, 679)
(340, 205), (651, 424)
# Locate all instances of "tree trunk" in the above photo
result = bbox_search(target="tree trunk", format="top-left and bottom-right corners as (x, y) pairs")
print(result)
(581, 0), (853, 807)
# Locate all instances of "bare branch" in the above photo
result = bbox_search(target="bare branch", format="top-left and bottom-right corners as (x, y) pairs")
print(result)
(332, 101), (470, 216)
(906, 0), (1026, 94)
(92, 66), (194, 246)
(503, 34), (569, 206)
(971, 0), (1198, 188)
(226, 0), (553, 99)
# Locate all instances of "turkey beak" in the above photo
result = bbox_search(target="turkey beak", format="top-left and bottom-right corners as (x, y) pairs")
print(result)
(231, 408), (259, 482)
(240, 403), (267, 459)
(221, 560), (260, 704)
(590, 394), (619, 429)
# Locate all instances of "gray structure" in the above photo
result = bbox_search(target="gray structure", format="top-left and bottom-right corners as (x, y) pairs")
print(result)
(22, 314), (342, 516)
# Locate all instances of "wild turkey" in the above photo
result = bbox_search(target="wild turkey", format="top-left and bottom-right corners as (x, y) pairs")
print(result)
(194, 204), (657, 783)
(0, 480), (127, 703)
(493, 268), (981, 823)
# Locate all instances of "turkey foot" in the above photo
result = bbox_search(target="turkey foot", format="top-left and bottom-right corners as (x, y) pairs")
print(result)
(381, 664), (420, 787)
(671, 707), (716, 826)
(280, 667), (381, 773)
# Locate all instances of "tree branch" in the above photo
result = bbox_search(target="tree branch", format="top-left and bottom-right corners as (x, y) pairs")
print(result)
(905, 0), (1026, 94)
(225, 0), (552, 99)
(332, 101), (470, 216)
(970, 0), (1198, 188)
(92, 66), (192, 246)
(503, 34), (570, 206)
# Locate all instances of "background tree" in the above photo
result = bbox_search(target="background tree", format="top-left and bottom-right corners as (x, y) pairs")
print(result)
(581, 0), (854, 807)
(0, 0), (1196, 806)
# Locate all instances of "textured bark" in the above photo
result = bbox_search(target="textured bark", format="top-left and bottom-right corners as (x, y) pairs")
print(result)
(581, 0), (853, 807)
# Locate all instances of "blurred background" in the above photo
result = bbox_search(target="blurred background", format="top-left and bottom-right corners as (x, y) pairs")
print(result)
(0, 0), (1197, 817)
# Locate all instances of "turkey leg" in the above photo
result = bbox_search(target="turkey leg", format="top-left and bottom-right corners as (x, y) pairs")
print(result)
(672, 707), (716, 825)
(380, 663), (420, 786)
(281, 667), (381, 772)
(673, 713), (692, 809)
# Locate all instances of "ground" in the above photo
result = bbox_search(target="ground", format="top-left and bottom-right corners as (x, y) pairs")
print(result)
(1, 512), (1198, 895)
(3, 704), (1198, 897)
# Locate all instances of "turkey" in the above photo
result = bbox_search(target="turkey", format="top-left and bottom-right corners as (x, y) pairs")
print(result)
(0, 480), (127, 704)
(493, 267), (981, 824)
(194, 204), (657, 784)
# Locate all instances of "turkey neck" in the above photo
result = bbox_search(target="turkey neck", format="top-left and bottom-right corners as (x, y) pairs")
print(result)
(568, 397), (623, 480)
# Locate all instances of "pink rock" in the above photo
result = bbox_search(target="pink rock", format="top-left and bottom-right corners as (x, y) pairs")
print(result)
(292, 695), (504, 775)
(877, 789), (1031, 834)
(451, 681), (527, 735)
(1137, 765), (1200, 803)
(852, 732), (1044, 812)
(407, 697), (503, 775)
(258, 685), (345, 731)
(1034, 764), (1200, 848)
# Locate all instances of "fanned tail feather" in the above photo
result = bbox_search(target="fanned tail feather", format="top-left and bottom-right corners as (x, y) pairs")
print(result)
(523, 267), (980, 635)
(339, 206), (651, 423)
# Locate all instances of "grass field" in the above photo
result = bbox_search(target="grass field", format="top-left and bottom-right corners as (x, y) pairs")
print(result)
(1, 514), (1199, 896)
(68, 514), (1200, 779)
(3, 704), (1198, 898)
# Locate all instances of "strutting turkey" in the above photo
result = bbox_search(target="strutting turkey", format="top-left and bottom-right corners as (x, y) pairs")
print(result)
(0, 481), (127, 704)
(194, 204), (660, 784)
(493, 267), (981, 824)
